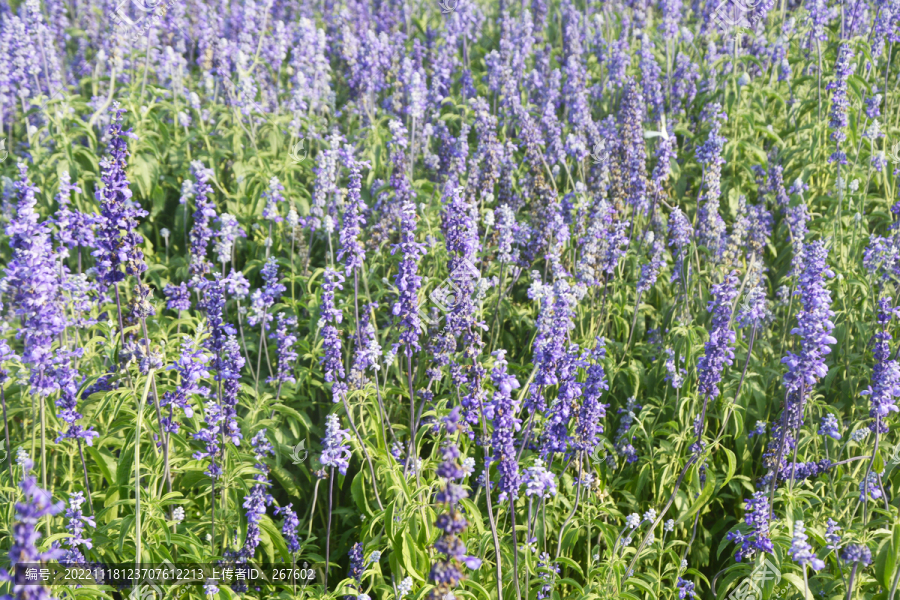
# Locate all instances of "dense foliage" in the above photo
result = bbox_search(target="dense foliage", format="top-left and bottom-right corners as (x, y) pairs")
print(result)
(1, 0), (900, 598)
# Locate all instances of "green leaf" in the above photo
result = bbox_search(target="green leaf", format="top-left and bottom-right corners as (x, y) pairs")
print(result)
(722, 447), (737, 487)
(781, 572), (814, 600)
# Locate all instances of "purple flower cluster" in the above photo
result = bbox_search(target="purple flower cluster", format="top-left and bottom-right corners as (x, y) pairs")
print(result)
(239, 430), (275, 560)
(727, 492), (773, 561)
(53, 171), (95, 252)
(164, 282), (192, 312)
(320, 414), (351, 475)
(860, 296), (900, 432)
(696, 104), (728, 256)
(780, 240), (836, 431)
(4, 165), (67, 398)
(615, 396), (642, 464)
(187, 161), (217, 281)
(262, 176), (285, 224)
(428, 441), (481, 600)
(696, 270), (740, 401)
(92, 103), (148, 290)
(391, 194), (427, 357)
(489, 349), (522, 501)
(248, 258), (285, 330)
(337, 154), (369, 274)
(273, 503), (300, 554)
(789, 521), (825, 570)
(268, 312), (298, 388)
(319, 268), (346, 403)
(827, 45), (855, 165)
(164, 335), (211, 435)
(2, 459), (65, 600)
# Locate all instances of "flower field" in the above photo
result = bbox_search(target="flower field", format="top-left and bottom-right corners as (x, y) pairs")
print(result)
(1, 0), (900, 598)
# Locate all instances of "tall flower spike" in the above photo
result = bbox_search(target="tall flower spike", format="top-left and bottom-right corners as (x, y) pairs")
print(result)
(320, 413), (351, 475)
(489, 349), (522, 502)
(621, 79), (649, 215)
(428, 442), (481, 600)
(187, 161), (217, 282)
(268, 312), (298, 388)
(761, 241), (836, 488)
(695, 104), (728, 257)
(337, 152), (369, 274)
(3, 459), (65, 599)
(827, 44), (855, 166)
(789, 521), (825, 570)
(391, 187), (427, 357)
(319, 268), (346, 403)
(860, 296), (900, 433)
(93, 103), (148, 291)
(3, 164), (66, 399)
(274, 504), (300, 554)
(727, 491), (774, 561)
(696, 270), (740, 404)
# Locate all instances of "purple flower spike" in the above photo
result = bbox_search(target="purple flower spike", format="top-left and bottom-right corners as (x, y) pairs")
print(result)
(320, 414), (351, 476)
(93, 103), (148, 291)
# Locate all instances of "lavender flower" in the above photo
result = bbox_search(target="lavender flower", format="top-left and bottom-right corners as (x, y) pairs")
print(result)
(268, 312), (298, 388)
(489, 349), (522, 501)
(840, 544), (872, 566)
(727, 492), (773, 561)
(780, 240), (836, 431)
(789, 521), (825, 570)
(163, 335), (211, 435)
(53, 171), (94, 251)
(164, 282), (191, 312)
(621, 80), (649, 215)
(4, 164), (67, 399)
(239, 430), (275, 560)
(248, 258), (285, 330)
(58, 491), (94, 565)
(575, 338), (610, 453)
(187, 161), (217, 281)
(3, 459), (65, 598)
(214, 213), (246, 266)
(827, 45), (855, 165)
(859, 471), (883, 502)
(319, 268), (346, 403)
(825, 518), (842, 550)
(615, 397), (642, 463)
(320, 414), (351, 475)
(697, 271), (740, 402)
(92, 103), (148, 290)
(262, 176), (286, 224)
(860, 296), (900, 432)
(347, 542), (365, 596)
(337, 154), (368, 274)
(676, 578), (697, 599)
(391, 195), (426, 357)
(636, 235), (666, 294)
(428, 442), (481, 600)
(668, 207), (693, 289)
(523, 458), (558, 499)
(696, 105), (728, 256)
(818, 414), (841, 439)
